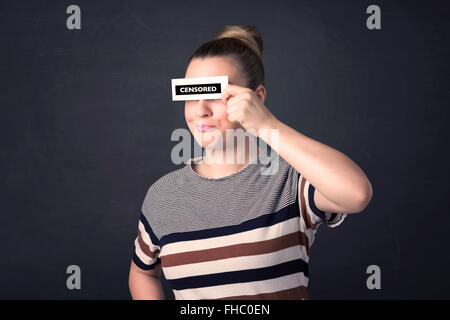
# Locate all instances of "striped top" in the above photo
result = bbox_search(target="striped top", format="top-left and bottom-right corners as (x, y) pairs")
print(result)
(132, 145), (347, 300)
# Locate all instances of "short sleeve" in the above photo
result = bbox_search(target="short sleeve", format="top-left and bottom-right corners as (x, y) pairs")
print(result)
(132, 212), (161, 270)
(298, 174), (347, 229)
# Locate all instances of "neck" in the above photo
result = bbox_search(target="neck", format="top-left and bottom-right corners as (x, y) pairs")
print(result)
(194, 140), (260, 179)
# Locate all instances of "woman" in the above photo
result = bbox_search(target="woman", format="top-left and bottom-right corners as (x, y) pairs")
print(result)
(128, 25), (373, 300)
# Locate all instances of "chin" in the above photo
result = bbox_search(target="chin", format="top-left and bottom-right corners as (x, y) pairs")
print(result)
(194, 135), (218, 150)
(195, 130), (226, 150)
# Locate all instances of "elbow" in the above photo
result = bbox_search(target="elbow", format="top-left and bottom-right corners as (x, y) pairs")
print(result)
(353, 182), (373, 213)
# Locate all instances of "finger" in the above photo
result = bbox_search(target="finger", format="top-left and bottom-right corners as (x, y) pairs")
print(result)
(221, 83), (250, 104)
(227, 109), (241, 123)
(226, 95), (245, 107)
(226, 98), (249, 115)
(226, 104), (240, 114)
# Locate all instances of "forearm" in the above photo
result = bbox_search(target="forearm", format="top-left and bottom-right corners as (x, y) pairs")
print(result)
(129, 271), (165, 300)
(259, 118), (372, 209)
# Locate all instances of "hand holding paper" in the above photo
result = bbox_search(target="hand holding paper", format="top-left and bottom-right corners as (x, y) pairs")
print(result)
(222, 83), (276, 134)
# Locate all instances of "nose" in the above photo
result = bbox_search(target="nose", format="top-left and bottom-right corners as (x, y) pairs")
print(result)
(195, 99), (212, 117)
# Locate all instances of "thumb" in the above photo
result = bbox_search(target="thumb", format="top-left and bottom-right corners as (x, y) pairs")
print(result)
(221, 90), (231, 106)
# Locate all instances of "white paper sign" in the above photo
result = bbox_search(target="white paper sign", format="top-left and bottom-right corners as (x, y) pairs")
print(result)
(171, 76), (228, 101)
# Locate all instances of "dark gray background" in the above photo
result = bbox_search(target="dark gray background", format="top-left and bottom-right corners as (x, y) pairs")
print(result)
(1, 0), (449, 299)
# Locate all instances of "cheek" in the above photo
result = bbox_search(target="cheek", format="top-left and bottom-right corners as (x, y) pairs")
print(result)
(211, 104), (230, 124)
(184, 102), (236, 129)
(218, 111), (231, 125)
(216, 107), (237, 128)
(184, 104), (196, 123)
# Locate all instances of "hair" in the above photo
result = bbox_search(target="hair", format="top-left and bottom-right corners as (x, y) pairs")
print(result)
(189, 25), (264, 91)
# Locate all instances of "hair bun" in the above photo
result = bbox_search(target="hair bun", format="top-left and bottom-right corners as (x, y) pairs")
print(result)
(213, 25), (263, 59)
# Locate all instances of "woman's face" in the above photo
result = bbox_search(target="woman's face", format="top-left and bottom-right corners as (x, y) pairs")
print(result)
(184, 56), (248, 150)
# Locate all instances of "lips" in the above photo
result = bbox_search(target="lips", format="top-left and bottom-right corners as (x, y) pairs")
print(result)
(195, 124), (216, 132)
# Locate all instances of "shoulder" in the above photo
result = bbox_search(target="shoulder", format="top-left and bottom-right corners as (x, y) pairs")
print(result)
(264, 148), (298, 178)
(141, 166), (187, 213)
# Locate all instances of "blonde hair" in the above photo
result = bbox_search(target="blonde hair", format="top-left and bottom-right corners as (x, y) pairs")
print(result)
(213, 25), (263, 60)
(190, 25), (265, 90)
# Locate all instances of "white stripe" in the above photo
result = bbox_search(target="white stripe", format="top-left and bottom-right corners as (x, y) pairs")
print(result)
(302, 178), (324, 225)
(298, 214), (316, 247)
(138, 221), (160, 252)
(134, 238), (157, 265)
(328, 213), (348, 228)
(301, 176), (348, 229)
(173, 272), (308, 300)
(297, 175), (318, 246)
(161, 216), (301, 256)
(163, 245), (308, 280)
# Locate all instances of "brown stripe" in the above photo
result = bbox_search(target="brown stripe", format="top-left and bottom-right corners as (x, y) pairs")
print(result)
(162, 231), (309, 268)
(299, 177), (317, 230)
(216, 285), (309, 300)
(299, 231), (310, 257)
(137, 229), (159, 259)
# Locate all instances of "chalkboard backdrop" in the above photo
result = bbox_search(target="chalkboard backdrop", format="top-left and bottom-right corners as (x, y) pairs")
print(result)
(1, 0), (449, 299)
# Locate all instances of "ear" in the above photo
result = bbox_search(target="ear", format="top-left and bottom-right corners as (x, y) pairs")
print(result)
(254, 84), (266, 103)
